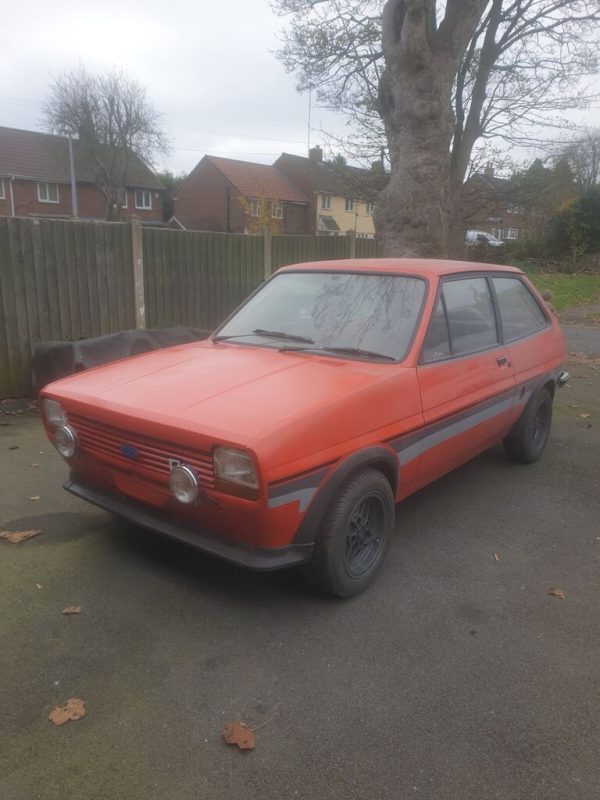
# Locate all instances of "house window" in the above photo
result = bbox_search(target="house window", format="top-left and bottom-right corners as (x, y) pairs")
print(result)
(320, 193), (331, 210)
(503, 228), (519, 240)
(38, 182), (59, 203)
(271, 202), (283, 219)
(345, 198), (354, 212)
(366, 201), (374, 214)
(135, 190), (152, 210)
(248, 198), (260, 217)
(490, 228), (496, 237)
(0, 178), (5, 200)
(120, 188), (128, 208)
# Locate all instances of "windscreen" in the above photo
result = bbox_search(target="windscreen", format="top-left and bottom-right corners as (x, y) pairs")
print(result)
(216, 271), (426, 360)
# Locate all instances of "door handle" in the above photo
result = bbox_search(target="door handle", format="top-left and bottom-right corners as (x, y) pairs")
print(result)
(496, 356), (509, 367)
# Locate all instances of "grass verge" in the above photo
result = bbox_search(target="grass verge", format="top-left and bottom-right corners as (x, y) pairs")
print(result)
(519, 268), (600, 311)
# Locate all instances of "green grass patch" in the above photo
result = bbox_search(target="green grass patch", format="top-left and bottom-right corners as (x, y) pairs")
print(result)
(520, 268), (600, 311)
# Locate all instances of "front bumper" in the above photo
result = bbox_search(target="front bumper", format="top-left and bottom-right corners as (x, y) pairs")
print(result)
(65, 477), (313, 571)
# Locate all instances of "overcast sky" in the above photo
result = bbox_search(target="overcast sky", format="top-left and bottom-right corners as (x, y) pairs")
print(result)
(0, 0), (347, 175)
(2, 0), (599, 178)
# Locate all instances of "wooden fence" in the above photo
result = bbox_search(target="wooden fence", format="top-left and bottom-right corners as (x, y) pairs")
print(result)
(0, 218), (134, 398)
(0, 217), (380, 397)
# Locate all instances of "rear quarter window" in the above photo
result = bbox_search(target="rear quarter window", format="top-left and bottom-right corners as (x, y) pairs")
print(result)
(493, 277), (548, 341)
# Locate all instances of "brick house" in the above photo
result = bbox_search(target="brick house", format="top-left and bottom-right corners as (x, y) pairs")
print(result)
(172, 155), (310, 233)
(274, 147), (385, 238)
(0, 126), (165, 222)
(461, 165), (540, 242)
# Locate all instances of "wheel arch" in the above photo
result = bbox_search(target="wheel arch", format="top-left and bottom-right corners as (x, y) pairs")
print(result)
(292, 446), (399, 545)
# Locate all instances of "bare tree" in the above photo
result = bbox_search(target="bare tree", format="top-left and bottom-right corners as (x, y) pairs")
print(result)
(275, 1), (600, 256)
(561, 128), (600, 191)
(43, 67), (168, 221)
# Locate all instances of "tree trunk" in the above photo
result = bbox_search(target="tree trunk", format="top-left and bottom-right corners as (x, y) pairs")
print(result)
(375, 0), (488, 258)
(375, 67), (456, 257)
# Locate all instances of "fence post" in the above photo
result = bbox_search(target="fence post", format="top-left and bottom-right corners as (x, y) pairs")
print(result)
(262, 226), (272, 279)
(348, 230), (357, 258)
(131, 219), (146, 328)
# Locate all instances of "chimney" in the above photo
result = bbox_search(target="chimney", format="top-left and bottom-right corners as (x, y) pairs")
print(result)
(484, 161), (495, 178)
(309, 145), (323, 162)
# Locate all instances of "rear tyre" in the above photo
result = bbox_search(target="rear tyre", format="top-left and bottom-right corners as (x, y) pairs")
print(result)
(503, 386), (553, 464)
(303, 469), (395, 598)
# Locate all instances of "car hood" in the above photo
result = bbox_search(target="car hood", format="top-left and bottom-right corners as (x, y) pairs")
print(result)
(47, 340), (397, 447)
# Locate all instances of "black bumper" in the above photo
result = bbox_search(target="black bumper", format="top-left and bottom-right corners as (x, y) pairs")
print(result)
(64, 478), (313, 571)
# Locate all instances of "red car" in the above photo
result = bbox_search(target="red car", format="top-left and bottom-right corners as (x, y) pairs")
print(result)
(41, 259), (567, 596)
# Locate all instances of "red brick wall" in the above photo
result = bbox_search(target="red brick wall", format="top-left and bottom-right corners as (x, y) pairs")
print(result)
(173, 159), (234, 231)
(274, 158), (318, 234)
(0, 178), (162, 221)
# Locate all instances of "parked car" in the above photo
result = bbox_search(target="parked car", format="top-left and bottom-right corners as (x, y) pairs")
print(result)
(465, 230), (504, 247)
(41, 259), (568, 597)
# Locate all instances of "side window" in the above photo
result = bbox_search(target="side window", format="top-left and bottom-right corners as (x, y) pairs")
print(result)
(421, 297), (451, 363)
(443, 277), (498, 355)
(493, 277), (548, 341)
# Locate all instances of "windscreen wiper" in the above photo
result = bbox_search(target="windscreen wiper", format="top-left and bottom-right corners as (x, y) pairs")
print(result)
(280, 344), (397, 361)
(214, 329), (315, 344)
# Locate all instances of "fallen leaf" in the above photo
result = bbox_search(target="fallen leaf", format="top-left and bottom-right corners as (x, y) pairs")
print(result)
(62, 606), (82, 615)
(568, 404), (579, 409)
(49, 698), (86, 726)
(548, 587), (566, 600)
(29, 496), (40, 501)
(579, 413), (591, 419)
(493, 552), (500, 561)
(223, 722), (255, 750)
(35, 583), (43, 589)
(0, 529), (42, 544)
(9, 445), (19, 450)
(31, 463), (40, 468)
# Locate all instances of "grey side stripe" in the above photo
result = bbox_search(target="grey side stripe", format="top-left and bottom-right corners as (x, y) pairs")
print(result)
(268, 487), (317, 512)
(267, 467), (330, 511)
(268, 372), (555, 510)
(392, 387), (521, 467)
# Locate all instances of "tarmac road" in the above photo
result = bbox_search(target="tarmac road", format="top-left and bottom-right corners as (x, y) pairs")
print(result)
(1, 329), (599, 800)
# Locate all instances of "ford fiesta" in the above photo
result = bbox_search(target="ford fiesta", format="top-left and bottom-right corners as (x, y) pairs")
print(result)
(41, 259), (568, 597)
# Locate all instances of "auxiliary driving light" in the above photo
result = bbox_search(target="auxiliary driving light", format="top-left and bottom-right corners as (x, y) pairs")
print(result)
(54, 425), (78, 459)
(169, 464), (199, 504)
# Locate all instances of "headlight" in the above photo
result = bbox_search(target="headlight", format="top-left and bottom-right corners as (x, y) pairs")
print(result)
(214, 447), (259, 497)
(42, 398), (66, 427)
(169, 464), (199, 504)
(54, 425), (78, 458)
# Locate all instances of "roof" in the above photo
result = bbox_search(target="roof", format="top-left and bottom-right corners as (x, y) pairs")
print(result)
(0, 126), (164, 190)
(275, 153), (387, 199)
(277, 258), (522, 277)
(205, 156), (308, 203)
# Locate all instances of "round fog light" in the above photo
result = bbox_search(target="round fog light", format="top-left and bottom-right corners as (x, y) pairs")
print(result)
(169, 465), (198, 504)
(54, 425), (78, 458)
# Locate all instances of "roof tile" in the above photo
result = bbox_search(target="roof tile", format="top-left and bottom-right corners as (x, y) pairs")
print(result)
(207, 156), (308, 203)
(0, 126), (164, 190)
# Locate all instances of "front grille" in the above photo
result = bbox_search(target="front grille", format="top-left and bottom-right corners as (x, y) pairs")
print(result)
(69, 413), (215, 489)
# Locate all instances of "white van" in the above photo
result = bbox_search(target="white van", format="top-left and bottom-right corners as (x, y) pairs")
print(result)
(465, 230), (504, 247)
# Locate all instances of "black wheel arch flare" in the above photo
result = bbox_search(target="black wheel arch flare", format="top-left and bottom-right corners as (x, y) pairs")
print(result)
(291, 446), (399, 545)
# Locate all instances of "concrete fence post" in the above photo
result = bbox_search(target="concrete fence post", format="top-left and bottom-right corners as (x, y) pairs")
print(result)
(348, 230), (357, 259)
(263, 226), (272, 279)
(131, 219), (146, 329)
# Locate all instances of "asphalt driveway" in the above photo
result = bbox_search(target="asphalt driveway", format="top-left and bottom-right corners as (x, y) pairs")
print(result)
(1, 328), (599, 800)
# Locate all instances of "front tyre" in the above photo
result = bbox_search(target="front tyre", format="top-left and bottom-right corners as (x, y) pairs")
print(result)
(504, 386), (553, 464)
(303, 469), (395, 598)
